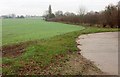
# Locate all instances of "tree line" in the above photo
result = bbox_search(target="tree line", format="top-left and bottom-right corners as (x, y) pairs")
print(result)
(43, 2), (120, 28)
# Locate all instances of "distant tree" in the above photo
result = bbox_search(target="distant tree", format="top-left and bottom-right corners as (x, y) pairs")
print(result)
(9, 14), (16, 18)
(49, 5), (52, 15)
(43, 5), (55, 21)
(1, 15), (9, 18)
(83, 11), (99, 25)
(118, 1), (120, 28)
(16, 15), (20, 18)
(78, 6), (86, 16)
(70, 13), (76, 16)
(48, 3), (118, 28)
(48, 5), (55, 19)
(55, 11), (63, 17)
(118, 1), (120, 8)
(64, 12), (71, 16)
(42, 10), (49, 20)
(64, 12), (76, 16)
(98, 11), (107, 27)
(19, 15), (25, 18)
(104, 4), (118, 28)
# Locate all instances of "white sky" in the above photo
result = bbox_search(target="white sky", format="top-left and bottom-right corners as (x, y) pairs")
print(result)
(0, 0), (119, 16)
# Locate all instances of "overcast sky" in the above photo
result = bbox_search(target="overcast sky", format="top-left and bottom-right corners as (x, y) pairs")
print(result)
(0, 0), (119, 16)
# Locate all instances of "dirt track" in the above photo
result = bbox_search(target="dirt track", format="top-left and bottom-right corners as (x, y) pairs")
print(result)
(77, 32), (119, 75)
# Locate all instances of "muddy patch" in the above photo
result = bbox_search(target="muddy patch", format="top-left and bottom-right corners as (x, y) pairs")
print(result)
(2, 44), (26, 58)
(2, 41), (37, 58)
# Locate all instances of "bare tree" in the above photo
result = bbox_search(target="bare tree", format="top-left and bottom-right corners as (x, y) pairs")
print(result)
(55, 11), (63, 17)
(118, 1), (120, 7)
(64, 12), (76, 16)
(98, 11), (107, 27)
(78, 6), (87, 16)
(49, 3), (118, 28)
(104, 4), (118, 28)
(64, 12), (71, 16)
(42, 10), (49, 20)
(118, 1), (120, 28)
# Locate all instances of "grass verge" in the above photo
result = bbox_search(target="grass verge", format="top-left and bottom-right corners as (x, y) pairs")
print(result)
(2, 26), (119, 75)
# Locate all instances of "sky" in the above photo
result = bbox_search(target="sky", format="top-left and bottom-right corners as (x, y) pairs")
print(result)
(0, 0), (119, 16)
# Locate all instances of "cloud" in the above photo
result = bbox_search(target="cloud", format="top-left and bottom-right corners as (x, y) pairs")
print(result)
(0, 0), (119, 15)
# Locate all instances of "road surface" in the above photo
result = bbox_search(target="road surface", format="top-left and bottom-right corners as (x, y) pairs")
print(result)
(77, 32), (119, 75)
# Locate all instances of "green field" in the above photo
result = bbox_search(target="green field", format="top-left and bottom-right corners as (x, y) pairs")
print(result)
(2, 19), (84, 45)
(2, 18), (118, 75)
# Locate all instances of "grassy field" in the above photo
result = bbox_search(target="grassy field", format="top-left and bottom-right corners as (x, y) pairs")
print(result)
(0, 19), (2, 46)
(2, 18), (119, 75)
(2, 19), (84, 45)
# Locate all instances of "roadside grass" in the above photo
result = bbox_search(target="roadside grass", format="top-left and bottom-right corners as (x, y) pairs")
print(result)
(2, 26), (118, 75)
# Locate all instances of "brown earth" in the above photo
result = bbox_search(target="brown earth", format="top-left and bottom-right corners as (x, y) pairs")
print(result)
(2, 41), (37, 58)
(54, 52), (103, 75)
